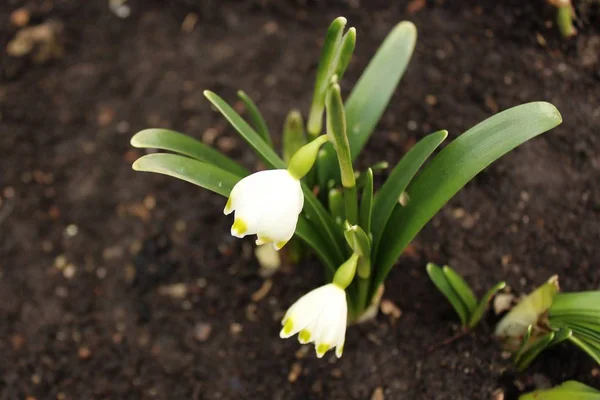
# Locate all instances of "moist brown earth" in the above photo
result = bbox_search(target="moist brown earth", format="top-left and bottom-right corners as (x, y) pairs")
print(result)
(1, 0), (599, 399)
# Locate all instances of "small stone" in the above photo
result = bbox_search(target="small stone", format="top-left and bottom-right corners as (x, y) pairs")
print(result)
(194, 323), (212, 342)
(31, 374), (41, 385)
(425, 94), (437, 106)
(592, 368), (599, 377)
(55, 286), (68, 298)
(288, 362), (302, 383)
(493, 293), (515, 315)
(380, 299), (402, 319)
(78, 346), (92, 360)
(11, 8), (30, 27)
(25, 396), (37, 400)
(11, 334), (25, 350)
(492, 388), (504, 400)
(371, 387), (384, 400)
(181, 13), (199, 33)
(3, 186), (15, 198)
(230, 323), (243, 335)
(97, 107), (115, 126)
(157, 283), (187, 299)
(174, 219), (186, 233)
(64, 224), (79, 238)
(54, 255), (67, 270)
(96, 267), (107, 279)
(143, 195), (156, 210)
(331, 368), (343, 378)
(63, 264), (76, 279)
(263, 21), (278, 34)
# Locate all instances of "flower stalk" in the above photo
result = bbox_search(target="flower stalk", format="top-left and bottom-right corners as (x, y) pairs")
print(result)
(326, 82), (358, 225)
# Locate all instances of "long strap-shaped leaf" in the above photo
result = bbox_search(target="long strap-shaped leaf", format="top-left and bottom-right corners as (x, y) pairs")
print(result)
(132, 153), (339, 270)
(204, 90), (285, 169)
(131, 128), (249, 177)
(346, 21), (417, 159)
(373, 102), (562, 292)
(371, 130), (447, 249)
(133, 153), (241, 196)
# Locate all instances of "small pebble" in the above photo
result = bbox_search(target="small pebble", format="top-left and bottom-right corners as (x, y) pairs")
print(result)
(65, 224), (79, 238)
(78, 346), (92, 360)
(288, 362), (302, 383)
(230, 322), (243, 335)
(194, 323), (212, 342)
(63, 264), (76, 279)
(371, 387), (384, 400)
(10, 8), (30, 27)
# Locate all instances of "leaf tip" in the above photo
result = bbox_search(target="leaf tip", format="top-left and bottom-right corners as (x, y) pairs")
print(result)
(333, 16), (347, 27)
(131, 158), (143, 171)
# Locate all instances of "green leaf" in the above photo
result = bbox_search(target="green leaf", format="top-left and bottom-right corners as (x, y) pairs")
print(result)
(130, 128), (248, 177)
(335, 27), (356, 80)
(371, 130), (447, 249)
(426, 263), (469, 327)
(469, 281), (506, 328)
(442, 266), (478, 315)
(359, 168), (373, 234)
(307, 17), (348, 136)
(346, 21), (417, 159)
(374, 102), (562, 293)
(550, 292), (600, 316)
(295, 218), (337, 273)
(282, 109), (306, 163)
(520, 381), (600, 400)
(513, 325), (534, 365)
(568, 335), (600, 364)
(301, 184), (346, 264)
(237, 90), (272, 147)
(204, 91), (285, 169)
(515, 331), (555, 371)
(132, 153), (241, 197)
(328, 188), (344, 225)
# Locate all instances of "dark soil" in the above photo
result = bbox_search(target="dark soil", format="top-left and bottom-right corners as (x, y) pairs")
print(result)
(1, 0), (600, 399)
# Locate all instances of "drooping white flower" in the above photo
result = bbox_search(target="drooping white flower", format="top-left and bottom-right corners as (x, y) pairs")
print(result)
(224, 169), (303, 250)
(280, 283), (347, 358)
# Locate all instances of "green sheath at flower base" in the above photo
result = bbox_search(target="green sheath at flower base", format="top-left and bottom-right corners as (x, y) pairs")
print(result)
(287, 135), (329, 180)
(283, 109), (306, 163)
(343, 223), (370, 259)
(495, 275), (560, 339)
(333, 253), (359, 290)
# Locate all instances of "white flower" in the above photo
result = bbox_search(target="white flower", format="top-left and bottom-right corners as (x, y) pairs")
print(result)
(224, 169), (303, 250)
(280, 283), (347, 358)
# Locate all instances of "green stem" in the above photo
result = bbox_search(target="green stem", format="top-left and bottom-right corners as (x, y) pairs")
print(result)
(343, 185), (359, 225)
(356, 257), (371, 314)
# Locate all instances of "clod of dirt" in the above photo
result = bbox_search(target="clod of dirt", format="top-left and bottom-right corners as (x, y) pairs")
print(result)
(6, 21), (64, 63)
